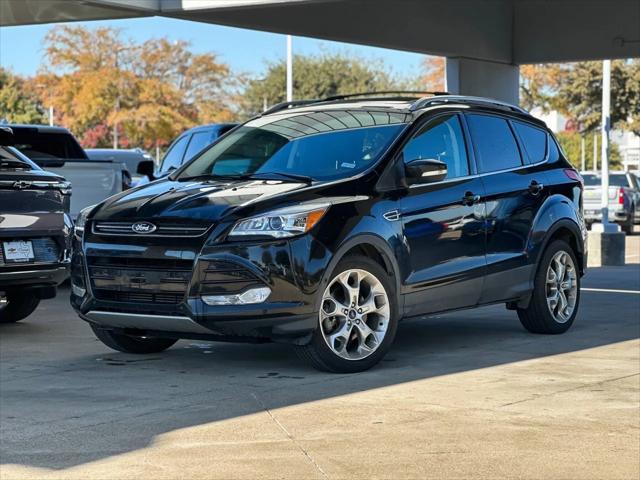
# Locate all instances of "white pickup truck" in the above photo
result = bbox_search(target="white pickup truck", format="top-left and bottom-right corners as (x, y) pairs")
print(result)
(7, 125), (129, 218)
(581, 171), (640, 233)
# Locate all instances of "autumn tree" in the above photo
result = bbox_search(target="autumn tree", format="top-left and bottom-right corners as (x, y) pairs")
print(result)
(519, 60), (639, 136)
(241, 52), (406, 116)
(34, 25), (234, 149)
(420, 56), (445, 91)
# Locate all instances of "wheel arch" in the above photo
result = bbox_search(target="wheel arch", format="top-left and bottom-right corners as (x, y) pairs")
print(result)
(529, 195), (586, 277)
(319, 234), (403, 310)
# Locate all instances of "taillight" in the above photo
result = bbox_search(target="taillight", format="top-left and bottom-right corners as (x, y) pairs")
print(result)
(564, 169), (583, 185)
(618, 187), (625, 205)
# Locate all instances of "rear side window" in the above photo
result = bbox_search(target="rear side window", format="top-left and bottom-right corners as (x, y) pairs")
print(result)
(466, 114), (522, 173)
(513, 121), (547, 163)
(12, 130), (87, 161)
(160, 135), (189, 173)
(184, 131), (212, 161)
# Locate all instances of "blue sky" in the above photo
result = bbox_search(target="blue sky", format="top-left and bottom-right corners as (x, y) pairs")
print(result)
(0, 17), (426, 79)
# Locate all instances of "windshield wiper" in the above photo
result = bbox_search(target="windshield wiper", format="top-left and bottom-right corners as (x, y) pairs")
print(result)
(179, 172), (314, 184)
(250, 172), (314, 184)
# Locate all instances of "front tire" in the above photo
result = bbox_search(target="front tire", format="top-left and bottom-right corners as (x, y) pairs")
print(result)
(0, 293), (40, 323)
(296, 255), (399, 373)
(517, 240), (580, 334)
(90, 324), (177, 354)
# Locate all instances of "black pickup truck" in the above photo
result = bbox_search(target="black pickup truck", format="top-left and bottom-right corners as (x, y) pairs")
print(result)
(0, 127), (72, 323)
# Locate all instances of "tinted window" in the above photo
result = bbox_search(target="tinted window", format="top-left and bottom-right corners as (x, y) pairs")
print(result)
(513, 121), (547, 162)
(12, 129), (86, 161)
(582, 174), (629, 187)
(402, 114), (469, 179)
(184, 131), (212, 161)
(548, 135), (561, 162)
(466, 114), (522, 173)
(160, 135), (189, 173)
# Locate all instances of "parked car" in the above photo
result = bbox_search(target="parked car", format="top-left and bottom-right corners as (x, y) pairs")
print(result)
(581, 171), (640, 233)
(157, 123), (237, 177)
(7, 125), (129, 217)
(0, 127), (72, 323)
(70, 94), (586, 372)
(86, 148), (154, 186)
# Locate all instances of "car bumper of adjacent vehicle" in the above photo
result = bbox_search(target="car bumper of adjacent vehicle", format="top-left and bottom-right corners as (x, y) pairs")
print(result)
(583, 207), (630, 223)
(0, 264), (69, 290)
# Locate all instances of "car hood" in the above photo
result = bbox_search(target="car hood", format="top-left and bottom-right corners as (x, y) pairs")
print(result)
(93, 178), (308, 222)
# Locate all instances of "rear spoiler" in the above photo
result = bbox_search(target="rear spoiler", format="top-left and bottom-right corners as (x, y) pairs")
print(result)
(0, 127), (14, 146)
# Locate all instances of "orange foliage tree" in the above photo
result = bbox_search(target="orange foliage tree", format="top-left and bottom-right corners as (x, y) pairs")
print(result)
(31, 25), (234, 150)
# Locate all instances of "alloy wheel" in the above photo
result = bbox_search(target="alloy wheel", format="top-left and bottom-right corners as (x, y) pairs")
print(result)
(319, 269), (390, 361)
(545, 250), (578, 323)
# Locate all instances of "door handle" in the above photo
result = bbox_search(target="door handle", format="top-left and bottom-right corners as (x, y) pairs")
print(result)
(528, 180), (544, 195)
(462, 191), (481, 206)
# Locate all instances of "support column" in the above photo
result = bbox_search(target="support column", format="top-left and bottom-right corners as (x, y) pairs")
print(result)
(445, 57), (519, 105)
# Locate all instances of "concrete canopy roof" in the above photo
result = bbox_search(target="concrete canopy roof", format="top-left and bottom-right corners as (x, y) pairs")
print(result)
(1, 0), (638, 64)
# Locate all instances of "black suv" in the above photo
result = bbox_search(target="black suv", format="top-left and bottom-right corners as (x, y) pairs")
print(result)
(71, 94), (586, 372)
(0, 128), (72, 323)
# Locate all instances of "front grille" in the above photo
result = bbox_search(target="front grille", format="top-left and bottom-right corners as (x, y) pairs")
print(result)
(92, 290), (185, 305)
(0, 237), (60, 265)
(93, 221), (210, 237)
(87, 255), (194, 305)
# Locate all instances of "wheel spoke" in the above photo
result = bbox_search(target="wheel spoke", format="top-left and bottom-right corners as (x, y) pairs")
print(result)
(319, 268), (390, 361)
(545, 250), (577, 324)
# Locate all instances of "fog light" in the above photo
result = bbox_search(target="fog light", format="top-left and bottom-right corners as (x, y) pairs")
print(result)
(71, 283), (86, 297)
(202, 287), (271, 306)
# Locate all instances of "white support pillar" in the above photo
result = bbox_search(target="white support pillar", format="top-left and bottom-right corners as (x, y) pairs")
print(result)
(445, 57), (519, 105)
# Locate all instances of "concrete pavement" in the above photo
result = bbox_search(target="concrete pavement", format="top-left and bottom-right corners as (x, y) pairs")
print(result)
(1, 245), (638, 479)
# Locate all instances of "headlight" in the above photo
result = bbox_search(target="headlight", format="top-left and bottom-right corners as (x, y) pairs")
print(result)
(229, 204), (329, 239)
(74, 205), (96, 237)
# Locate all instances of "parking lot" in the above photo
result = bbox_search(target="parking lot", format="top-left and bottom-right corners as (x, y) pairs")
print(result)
(1, 237), (638, 480)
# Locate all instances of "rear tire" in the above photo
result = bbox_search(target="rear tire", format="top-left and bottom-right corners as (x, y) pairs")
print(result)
(0, 293), (40, 323)
(90, 324), (177, 354)
(296, 255), (399, 373)
(517, 240), (580, 334)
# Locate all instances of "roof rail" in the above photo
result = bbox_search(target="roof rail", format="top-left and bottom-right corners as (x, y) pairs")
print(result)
(261, 99), (321, 116)
(323, 90), (449, 102)
(410, 95), (528, 114)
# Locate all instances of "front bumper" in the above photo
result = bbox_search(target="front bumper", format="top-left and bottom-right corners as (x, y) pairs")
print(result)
(70, 233), (330, 343)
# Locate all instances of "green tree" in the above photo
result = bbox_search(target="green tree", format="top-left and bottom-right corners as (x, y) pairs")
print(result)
(519, 60), (639, 135)
(0, 69), (47, 124)
(556, 131), (621, 170)
(241, 52), (406, 116)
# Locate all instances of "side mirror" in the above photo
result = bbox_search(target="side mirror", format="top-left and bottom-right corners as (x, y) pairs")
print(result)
(0, 127), (14, 146)
(405, 158), (448, 184)
(136, 160), (156, 180)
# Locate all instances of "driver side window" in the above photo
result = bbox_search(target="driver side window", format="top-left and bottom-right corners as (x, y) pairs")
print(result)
(402, 114), (469, 179)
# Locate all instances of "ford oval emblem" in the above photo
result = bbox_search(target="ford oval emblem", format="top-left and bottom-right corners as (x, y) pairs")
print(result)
(131, 221), (157, 234)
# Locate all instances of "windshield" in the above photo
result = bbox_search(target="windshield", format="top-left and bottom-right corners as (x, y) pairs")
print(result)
(178, 109), (409, 181)
(582, 174), (629, 187)
(0, 146), (38, 171)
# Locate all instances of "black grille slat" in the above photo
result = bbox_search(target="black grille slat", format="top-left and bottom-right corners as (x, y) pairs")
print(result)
(87, 254), (194, 306)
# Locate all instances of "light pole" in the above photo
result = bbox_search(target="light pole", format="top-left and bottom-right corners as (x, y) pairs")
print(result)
(286, 35), (293, 102)
(593, 59), (619, 233)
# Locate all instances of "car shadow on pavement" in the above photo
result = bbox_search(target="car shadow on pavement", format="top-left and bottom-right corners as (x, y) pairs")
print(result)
(0, 265), (639, 469)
